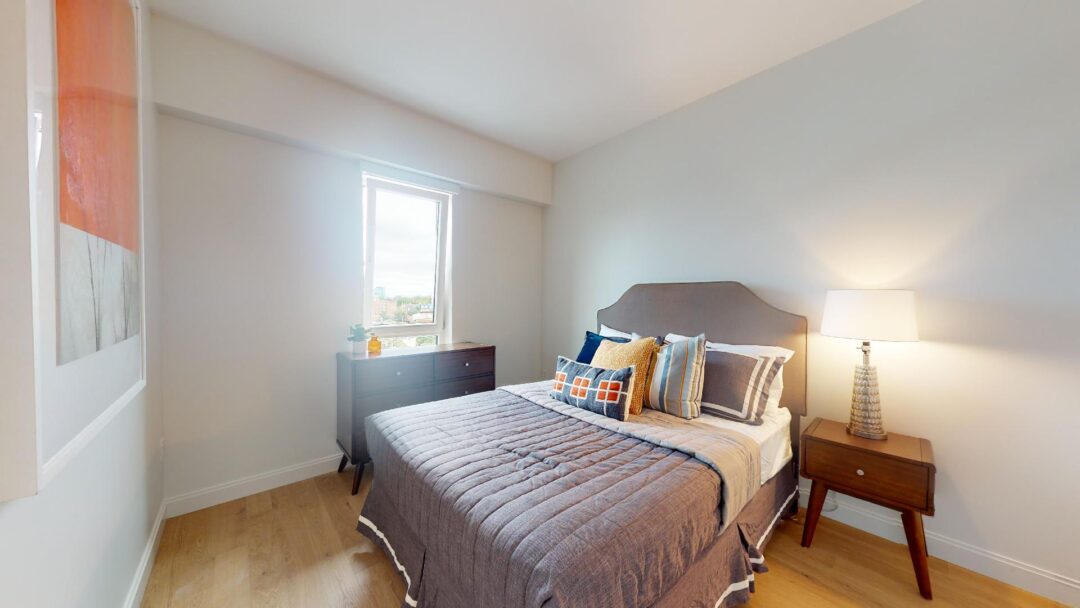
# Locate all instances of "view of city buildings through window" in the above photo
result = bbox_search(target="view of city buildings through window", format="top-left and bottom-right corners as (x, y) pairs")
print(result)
(371, 286), (438, 348)
(371, 286), (435, 326)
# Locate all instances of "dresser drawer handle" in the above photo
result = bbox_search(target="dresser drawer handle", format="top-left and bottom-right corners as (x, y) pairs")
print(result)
(395, 371), (402, 376)
(464, 361), (470, 367)
(856, 469), (865, 477)
(464, 390), (470, 395)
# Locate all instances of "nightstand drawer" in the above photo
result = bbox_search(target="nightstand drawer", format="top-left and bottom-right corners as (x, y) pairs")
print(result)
(354, 355), (434, 393)
(434, 347), (494, 380)
(805, 440), (930, 510)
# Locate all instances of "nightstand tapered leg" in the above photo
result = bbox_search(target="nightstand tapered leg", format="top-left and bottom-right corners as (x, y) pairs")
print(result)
(337, 453), (349, 473)
(801, 481), (828, 548)
(901, 510), (933, 599)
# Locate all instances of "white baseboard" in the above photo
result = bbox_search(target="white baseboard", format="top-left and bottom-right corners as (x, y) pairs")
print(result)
(164, 454), (342, 518)
(123, 501), (167, 608)
(798, 488), (1080, 606)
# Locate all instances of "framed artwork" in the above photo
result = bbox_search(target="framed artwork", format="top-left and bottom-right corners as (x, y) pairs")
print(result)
(54, 0), (142, 364)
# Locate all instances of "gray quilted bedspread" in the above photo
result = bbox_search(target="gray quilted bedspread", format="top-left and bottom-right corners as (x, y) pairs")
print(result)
(361, 381), (760, 608)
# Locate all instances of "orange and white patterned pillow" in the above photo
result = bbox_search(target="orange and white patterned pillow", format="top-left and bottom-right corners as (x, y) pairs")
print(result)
(550, 356), (635, 421)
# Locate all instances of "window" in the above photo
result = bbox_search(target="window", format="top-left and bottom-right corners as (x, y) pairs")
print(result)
(362, 175), (450, 346)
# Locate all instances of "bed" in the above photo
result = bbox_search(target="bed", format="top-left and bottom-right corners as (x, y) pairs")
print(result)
(358, 282), (807, 607)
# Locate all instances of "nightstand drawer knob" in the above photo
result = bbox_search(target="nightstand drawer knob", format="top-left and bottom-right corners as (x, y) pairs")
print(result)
(465, 362), (470, 367)
(856, 468), (865, 476)
(395, 371), (402, 376)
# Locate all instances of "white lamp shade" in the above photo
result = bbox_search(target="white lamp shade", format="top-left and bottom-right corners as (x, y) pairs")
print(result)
(821, 289), (919, 342)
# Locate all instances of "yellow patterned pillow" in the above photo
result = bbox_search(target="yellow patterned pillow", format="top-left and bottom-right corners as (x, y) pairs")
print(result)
(592, 337), (658, 416)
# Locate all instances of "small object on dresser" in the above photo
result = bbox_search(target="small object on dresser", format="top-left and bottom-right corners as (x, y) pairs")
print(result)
(367, 334), (381, 355)
(820, 289), (919, 440)
(347, 324), (368, 355)
(800, 418), (936, 599)
(336, 342), (495, 494)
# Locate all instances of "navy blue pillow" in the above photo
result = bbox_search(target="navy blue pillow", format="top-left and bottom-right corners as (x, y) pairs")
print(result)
(576, 330), (630, 364)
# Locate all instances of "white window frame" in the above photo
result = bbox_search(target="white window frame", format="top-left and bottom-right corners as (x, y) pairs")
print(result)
(361, 174), (451, 344)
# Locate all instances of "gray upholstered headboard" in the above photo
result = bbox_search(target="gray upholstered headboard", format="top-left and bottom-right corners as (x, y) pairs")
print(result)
(597, 282), (807, 450)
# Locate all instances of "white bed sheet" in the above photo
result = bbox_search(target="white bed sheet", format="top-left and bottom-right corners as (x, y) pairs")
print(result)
(690, 406), (793, 485)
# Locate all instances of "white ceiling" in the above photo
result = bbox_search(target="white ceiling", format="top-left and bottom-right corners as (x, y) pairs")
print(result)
(148, 0), (920, 161)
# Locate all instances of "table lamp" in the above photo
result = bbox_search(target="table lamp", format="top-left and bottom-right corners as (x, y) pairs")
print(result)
(821, 289), (919, 440)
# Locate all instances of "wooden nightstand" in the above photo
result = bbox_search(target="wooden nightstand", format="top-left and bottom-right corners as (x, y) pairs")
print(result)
(800, 418), (936, 599)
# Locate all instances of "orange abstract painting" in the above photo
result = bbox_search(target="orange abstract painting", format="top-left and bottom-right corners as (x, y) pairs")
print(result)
(56, 0), (139, 252)
(55, 0), (142, 363)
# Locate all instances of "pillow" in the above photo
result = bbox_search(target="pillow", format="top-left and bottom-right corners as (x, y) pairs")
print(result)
(592, 337), (658, 416)
(630, 332), (664, 346)
(645, 333), (706, 419)
(665, 334), (793, 411)
(576, 330), (630, 364)
(699, 351), (786, 425)
(599, 324), (632, 339)
(664, 333), (795, 361)
(551, 356), (635, 421)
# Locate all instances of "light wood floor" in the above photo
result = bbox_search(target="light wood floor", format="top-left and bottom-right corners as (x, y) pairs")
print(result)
(143, 468), (1062, 608)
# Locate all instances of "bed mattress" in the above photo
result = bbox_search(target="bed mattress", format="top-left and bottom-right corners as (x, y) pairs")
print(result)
(693, 406), (793, 484)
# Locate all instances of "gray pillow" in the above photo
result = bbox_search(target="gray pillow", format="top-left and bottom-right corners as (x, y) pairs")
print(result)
(700, 351), (786, 425)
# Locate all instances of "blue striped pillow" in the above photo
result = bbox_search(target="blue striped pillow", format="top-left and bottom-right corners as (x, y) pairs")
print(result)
(645, 334), (706, 419)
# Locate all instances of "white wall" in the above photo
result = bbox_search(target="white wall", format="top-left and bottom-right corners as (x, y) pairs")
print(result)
(544, 0), (1080, 603)
(149, 14), (550, 510)
(452, 189), (544, 386)
(157, 114), (544, 506)
(150, 13), (552, 206)
(0, 390), (162, 607)
(0, 0), (38, 502)
(0, 2), (165, 607)
(158, 113), (363, 503)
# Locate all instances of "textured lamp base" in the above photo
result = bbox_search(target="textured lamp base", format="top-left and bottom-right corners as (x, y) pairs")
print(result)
(848, 363), (888, 440)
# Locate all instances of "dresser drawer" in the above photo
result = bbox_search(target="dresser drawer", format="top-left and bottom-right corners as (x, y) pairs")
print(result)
(804, 440), (930, 510)
(434, 347), (494, 380)
(354, 355), (434, 393)
(351, 385), (435, 462)
(356, 385), (436, 420)
(433, 374), (495, 400)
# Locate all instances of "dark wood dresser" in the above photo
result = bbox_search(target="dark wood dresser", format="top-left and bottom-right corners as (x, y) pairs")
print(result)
(800, 417), (936, 599)
(336, 342), (495, 494)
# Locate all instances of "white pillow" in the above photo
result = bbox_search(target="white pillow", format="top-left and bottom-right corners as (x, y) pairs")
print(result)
(664, 333), (794, 361)
(666, 333), (793, 412)
(600, 324), (632, 339)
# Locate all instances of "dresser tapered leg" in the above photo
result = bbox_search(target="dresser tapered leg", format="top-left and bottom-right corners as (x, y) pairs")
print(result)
(801, 481), (828, 548)
(901, 510), (933, 599)
(351, 462), (364, 495)
(337, 453), (349, 473)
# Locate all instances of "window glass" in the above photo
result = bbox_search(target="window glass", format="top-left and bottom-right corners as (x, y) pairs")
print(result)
(370, 188), (440, 327)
